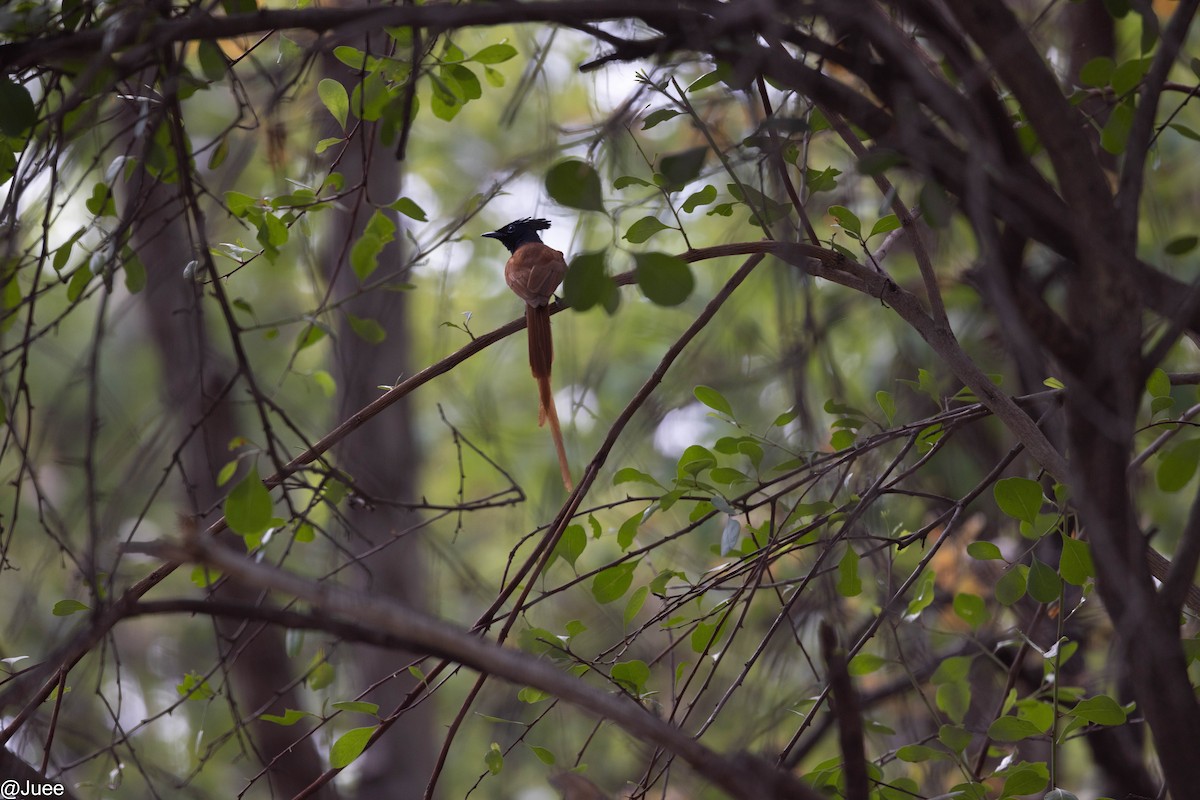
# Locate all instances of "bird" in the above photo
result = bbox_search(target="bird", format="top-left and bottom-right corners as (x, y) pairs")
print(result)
(482, 217), (573, 491)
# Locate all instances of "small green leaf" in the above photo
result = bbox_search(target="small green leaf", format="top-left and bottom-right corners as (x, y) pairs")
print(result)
(528, 745), (555, 765)
(224, 465), (273, 538)
(1059, 534), (1095, 586)
(896, 744), (948, 763)
(875, 390), (895, 424)
(1027, 557), (1061, 603)
(388, 196), (427, 221)
(995, 567), (1027, 605)
(623, 216), (670, 244)
(330, 726), (375, 768)
(1165, 235), (1198, 256)
(0, 77), (36, 137)
(952, 592), (988, 629)
(828, 205), (862, 237)
(659, 146), (707, 190)
(682, 184), (717, 212)
(939, 724), (973, 753)
(517, 687), (550, 703)
(690, 617), (727, 653)
(967, 541), (1003, 561)
(470, 43), (518, 64)
(1078, 56), (1114, 87)
(611, 659), (650, 693)
(591, 561), (638, 604)
(624, 585), (648, 625)
(694, 385), (732, 416)
(563, 249), (618, 313)
(613, 466), (661, 487)
(318, 78), (349, 128)
(642, 108), (682, 130)
(905, 569), (935, 619)
(332, 701), (380, 716)
(1157, 438), (1200, 492)
(1100, 101), (1134, 155)
(52, 599), (89, 616)
(634, 252), (694, 306)
(260, 708), (311, 726)
(545, 159), (605, 212)
(869, 214), (901, 238)
(937, 681), (970, 724)
(176, 672), (215, 700)
(848, 653), (886, 676)
(483, 742), (503, 775)
(551, 524), (587, 568)
(987, 716), (1042, 742)
(836, 547), (862, 597)
(1070, 694), (1127, 725)
(347, 313), (386, 344)
(994, 477), (1043, 524)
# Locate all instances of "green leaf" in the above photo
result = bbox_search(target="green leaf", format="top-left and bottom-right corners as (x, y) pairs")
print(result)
(260, 708), (311, 726)
(694, 385), (732, 416)
(623, 216), (670, 244)
(330, 726), (375, 768)
(836, 547), (862, 597)
(953, 592), (988, 628)
(388, 196), (427, 221)
(677, 444), (716, 476)
(350, 234), (384, 281)
(624, 585), (648, 625)
(988, 716), (1042, 742)
(1027, 557), (1061, 603)
(875, 390), (895, 424)
(682, 184), (717, 213)
(994, 477), (1043, 524)
(995, 567), (1027, 605)
(1110, 57), (1151, 96)
(545, 159), (605, 212)
(318, 78), (349, 128)
(634, 252), (694, 306)
(967, 541), (1003, 561)
(904, 569), (935, 619)
(1100, 100), (1134, 155)
(1059, 534), (1095, 586)
(484, 742), (503, 775)
(613, 466), (661, 487)
(611, 659), (650, 693)
(225, 190), (257, 217)
(1165, 235), (1198, 256)
(1078, 56), (1114, 87)
(932, 656), (973, 684)
(0, 77), (36, 137)
(563, 249), (618, 313)
(828, 205), (862, 237)
(347, 313), (386, 344)
(690, 617), (727, 653)
(939, 724), (973, 753)
(224, 465), (273, 538)
(85, 182), (115, 217)
(848, 653), (886, 676)
(551, 524), (587, 568)
(1157, 438), (1200, 492)
(528, 745), (555, 765)
(122, 251), (145, 294)
(936, 681), (970, 724)
(470, 43), (518, 64)
(176, 672), (215, 700)
(869, 214), (901, 238)
(688, 64), (731, 92)
(517, 686), (550, 703)
(642, 108), (682, 130)
(332, 701), (379, 716)
(52, 599), (89, 616)
(591, 561), (638, 604)
(659, 146), (707, 190)
(896, 744), (948, 763)
(1070, 694), (1127, 725)
(614, 175), (652, 189)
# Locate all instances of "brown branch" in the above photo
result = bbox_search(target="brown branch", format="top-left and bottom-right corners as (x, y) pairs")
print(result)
(135, 533), (821, 800)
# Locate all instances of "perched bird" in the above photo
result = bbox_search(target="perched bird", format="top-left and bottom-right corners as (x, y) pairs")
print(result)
(482, 217), (573, 491)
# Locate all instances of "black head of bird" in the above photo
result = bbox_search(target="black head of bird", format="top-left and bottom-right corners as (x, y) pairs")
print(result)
(482, 217), (552, 254)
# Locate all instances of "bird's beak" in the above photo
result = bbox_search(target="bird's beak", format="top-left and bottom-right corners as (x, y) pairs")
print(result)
(481, 231), (501, 239)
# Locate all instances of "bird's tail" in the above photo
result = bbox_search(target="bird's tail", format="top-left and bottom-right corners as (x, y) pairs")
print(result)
(527, 304), (573, 491)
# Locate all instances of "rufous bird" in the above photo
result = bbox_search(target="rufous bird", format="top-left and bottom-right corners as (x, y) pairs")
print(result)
(482, 217), (573, 491)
